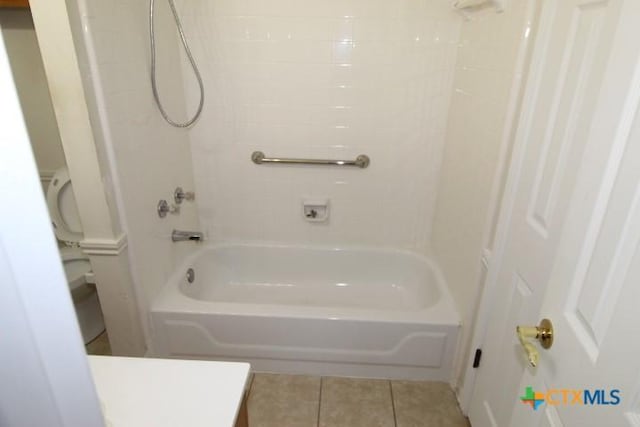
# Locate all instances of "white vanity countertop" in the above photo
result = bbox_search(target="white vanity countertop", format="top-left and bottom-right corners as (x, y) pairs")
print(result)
(88, 355), (250, 427)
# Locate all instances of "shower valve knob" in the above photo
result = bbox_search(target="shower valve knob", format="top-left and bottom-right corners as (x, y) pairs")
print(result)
(157, 199), (180, 218)
(174, 187), (195, 204)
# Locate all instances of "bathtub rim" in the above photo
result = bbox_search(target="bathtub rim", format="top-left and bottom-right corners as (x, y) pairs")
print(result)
(152, 241), (461, 326)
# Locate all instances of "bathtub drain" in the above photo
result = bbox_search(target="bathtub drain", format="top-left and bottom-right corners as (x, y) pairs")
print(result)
(186, 268), (195, 284)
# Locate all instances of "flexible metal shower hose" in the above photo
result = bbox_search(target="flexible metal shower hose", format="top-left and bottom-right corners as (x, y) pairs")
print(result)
(149, 0), (204, 128)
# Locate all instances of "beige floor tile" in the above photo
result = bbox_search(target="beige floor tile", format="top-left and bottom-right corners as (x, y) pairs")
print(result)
(392, 381), (470, 427)
(319, 377), (395, 427)
(85, 331), (111, 355)
(248, 373), (321, 427)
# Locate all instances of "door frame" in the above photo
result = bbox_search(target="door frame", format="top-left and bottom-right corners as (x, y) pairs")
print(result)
(461, 0), (640, 419)
(460, 0), (640, 414)
(458, 0), (546, 415)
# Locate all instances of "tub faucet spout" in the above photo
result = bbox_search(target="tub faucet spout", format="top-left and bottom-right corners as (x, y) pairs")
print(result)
(172, 229), (204, 242)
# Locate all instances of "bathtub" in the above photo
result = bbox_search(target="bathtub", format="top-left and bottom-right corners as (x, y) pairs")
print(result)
(151, 244), (460, 381)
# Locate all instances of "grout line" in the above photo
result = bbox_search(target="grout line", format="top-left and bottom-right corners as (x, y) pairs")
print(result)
(389, 381), (398, 427)
(317, 377), (324, 427)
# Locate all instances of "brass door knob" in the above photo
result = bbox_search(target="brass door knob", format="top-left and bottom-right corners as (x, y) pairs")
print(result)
(516, 318), (554, 367)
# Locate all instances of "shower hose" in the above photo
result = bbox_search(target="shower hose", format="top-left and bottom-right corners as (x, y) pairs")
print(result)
(149, 0), (204, 128)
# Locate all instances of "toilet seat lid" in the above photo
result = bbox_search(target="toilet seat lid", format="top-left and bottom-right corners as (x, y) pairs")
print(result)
(46, 167), (84, 244)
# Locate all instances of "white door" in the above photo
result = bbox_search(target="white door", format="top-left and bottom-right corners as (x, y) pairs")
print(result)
(469, 0), (640, 426)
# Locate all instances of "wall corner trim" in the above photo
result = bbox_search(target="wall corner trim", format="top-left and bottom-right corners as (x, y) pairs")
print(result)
(80, 234), (128, 256)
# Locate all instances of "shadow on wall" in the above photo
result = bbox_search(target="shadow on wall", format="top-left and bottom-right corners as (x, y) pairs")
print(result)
(0, 8), (67, 183)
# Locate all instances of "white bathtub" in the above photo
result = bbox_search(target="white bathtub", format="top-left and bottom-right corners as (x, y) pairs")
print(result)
(151, 244), (460, 381)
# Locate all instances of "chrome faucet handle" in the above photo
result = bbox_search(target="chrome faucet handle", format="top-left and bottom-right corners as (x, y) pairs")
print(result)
(157, 199), (180, 218)
(174, 187), (195, 204)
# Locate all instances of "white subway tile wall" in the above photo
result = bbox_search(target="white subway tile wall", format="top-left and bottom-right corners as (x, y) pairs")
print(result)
(180, 0), (461, 249)
(75, 0), (201, 308)
(432, 1), (532, 388)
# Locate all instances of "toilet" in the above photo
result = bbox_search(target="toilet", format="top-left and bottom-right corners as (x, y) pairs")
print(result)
(47, 167), (105, 344)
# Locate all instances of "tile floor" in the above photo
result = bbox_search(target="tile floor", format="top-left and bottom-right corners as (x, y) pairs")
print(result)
(247, 373), (470, 427)
(84, 334), (468, 426)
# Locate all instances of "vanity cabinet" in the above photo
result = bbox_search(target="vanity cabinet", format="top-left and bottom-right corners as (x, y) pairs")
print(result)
(88, 356), (251, 427)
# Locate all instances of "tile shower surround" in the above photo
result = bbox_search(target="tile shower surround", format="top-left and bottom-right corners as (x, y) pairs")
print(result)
(432, 1), (533, 388)
(180, 0), (461, 251)
(74, 0), (461, 350)
(73, 0), (201, 310)
(70, 0), (531, 391)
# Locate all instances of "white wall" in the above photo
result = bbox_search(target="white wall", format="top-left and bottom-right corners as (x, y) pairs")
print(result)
(0, 9), (66, 183)
(0, 27), (104, 425)
(28, 0), (151, 355)
(179, 0), (461, 250)
(431, 0), (535, 388)
(64, 0), (200, 339)
(2, 5), (148, 355)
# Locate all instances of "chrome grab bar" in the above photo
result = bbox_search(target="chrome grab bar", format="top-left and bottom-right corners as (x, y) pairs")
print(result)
(251, 151), (370, 168)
